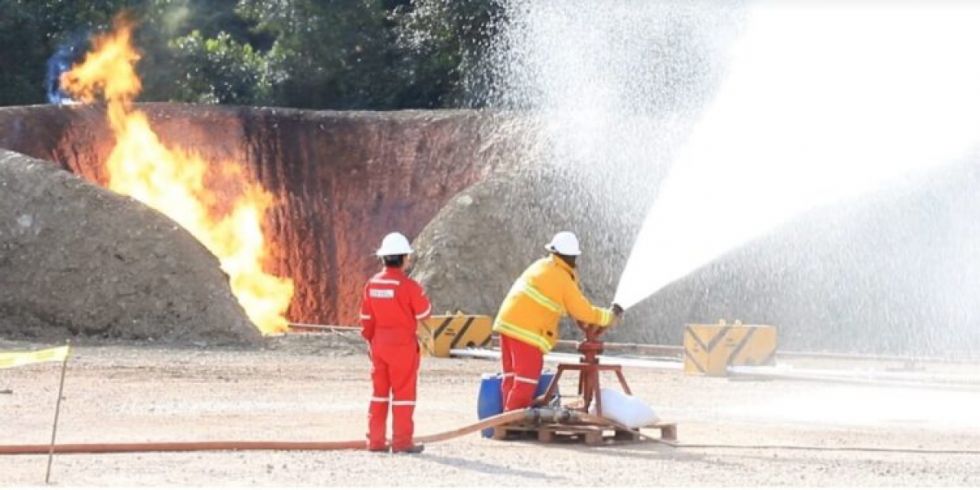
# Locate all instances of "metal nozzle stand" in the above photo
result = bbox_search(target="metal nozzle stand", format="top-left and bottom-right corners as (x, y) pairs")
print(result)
(539, 321), (632, 417)
(494, 322), (648, 445)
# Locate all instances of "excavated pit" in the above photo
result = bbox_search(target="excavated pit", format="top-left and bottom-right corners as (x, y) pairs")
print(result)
(0, 104), (520, 333)
(1, 103), (978, 355)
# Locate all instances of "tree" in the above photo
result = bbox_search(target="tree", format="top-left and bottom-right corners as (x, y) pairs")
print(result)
(392, 0), (504, 108)
(165, 30), (278, 104)
(0, 0), (505, 109)
(236, 0), (405, 109)
(134, 0), (273, 103)
(0, 0), (134, 104)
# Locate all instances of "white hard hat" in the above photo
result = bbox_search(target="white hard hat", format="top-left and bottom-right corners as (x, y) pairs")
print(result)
(545, 231), (582, 256)
(376, 232), (414, 256)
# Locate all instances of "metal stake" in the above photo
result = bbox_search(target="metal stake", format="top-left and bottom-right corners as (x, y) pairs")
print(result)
(45, 340), (70, 485)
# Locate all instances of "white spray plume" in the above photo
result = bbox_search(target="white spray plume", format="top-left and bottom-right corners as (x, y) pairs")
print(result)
(616, 2), (980, 309)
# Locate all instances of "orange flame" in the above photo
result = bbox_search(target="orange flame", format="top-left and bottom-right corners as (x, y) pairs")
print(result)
(61, 16), (294, 334)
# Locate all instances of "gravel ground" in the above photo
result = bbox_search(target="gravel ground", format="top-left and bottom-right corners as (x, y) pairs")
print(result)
(2, 334), (979, 487)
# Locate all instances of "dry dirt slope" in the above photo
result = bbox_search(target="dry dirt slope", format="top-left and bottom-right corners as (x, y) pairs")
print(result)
(0, 149), (258, 345)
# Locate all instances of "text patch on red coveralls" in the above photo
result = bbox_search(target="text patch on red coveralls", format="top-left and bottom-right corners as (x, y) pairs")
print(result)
(369, 289), (395, 298)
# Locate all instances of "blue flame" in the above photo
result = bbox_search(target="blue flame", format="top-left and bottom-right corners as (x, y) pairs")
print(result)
(46, 33), (88, 104)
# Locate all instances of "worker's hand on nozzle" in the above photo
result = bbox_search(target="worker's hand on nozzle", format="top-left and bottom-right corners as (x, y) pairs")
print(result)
(609, 303), (624, 326)
(612, 303), (625, 317)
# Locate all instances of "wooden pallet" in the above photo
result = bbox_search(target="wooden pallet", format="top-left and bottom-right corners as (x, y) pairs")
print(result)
(646, 421), (678, 441)
(492, 421), (677, 446)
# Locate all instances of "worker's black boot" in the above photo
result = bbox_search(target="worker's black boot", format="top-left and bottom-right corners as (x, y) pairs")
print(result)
(392, 444), (424, 454)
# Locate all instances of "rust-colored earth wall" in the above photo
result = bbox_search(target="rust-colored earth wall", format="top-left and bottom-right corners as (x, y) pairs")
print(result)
(0, 104), (509, 326)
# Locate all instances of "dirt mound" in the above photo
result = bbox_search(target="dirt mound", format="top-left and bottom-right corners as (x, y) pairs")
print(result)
(412, 159), (980, 357)
(3, 103), (976, 355)
(642, 161), (980, 356)
(0, 149), (259, 345)
(411, 163), (634, 335)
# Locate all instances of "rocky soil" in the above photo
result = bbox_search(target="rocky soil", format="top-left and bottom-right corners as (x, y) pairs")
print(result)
(0, 149), (258, 345)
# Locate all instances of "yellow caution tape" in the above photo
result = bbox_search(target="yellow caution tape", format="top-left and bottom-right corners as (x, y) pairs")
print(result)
(0, 345), (70, 369)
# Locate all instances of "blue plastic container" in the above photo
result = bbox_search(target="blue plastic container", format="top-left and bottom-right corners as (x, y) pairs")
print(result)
(536, 371), (556, 398)
(477, 374), (503, 438)
(477, 371), (557, 438)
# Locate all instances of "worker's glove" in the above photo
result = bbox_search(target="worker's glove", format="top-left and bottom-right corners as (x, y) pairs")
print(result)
(604, 303), (623, 328)
(611, 303), (625, 317)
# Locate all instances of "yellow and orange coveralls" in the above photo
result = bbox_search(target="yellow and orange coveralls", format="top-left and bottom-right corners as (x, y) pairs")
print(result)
(492, 255), (615, 410)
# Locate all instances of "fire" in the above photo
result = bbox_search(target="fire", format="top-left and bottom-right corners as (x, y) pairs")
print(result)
(60, 16), (294, 334)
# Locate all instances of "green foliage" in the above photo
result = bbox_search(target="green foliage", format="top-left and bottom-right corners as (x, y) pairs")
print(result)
(167, 30), (279, 104)
(393, 0), (504, 107)
(0, 0), (502, 109)
(237, 0), (404, 109)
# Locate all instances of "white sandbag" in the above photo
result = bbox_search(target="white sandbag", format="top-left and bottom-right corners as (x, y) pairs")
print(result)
(588, 388), (660, 427)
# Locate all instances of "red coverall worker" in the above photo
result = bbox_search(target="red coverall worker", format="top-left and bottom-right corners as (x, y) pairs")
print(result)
(359, 257), (432, 452)
(493, 232), (617, 411)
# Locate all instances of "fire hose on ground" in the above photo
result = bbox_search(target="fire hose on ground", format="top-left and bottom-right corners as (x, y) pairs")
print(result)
(1, 407), (978, 456)
(0, 408), (587, 455)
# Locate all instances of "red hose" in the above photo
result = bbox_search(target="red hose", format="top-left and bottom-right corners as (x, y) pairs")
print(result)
(0, 440), (364, 455)
(6, 410), (970, 456)
(0, 409), (539, 455)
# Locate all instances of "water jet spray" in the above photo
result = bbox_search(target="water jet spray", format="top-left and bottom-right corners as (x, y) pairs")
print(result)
(614, 2), (980, 313)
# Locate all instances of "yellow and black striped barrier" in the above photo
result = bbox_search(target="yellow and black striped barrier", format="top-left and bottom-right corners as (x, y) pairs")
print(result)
(417, 314), (493, 358)
(683, 321), (777, 376)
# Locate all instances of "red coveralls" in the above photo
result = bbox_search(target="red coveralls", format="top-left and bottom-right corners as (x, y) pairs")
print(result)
(359, 267), (432, 451)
